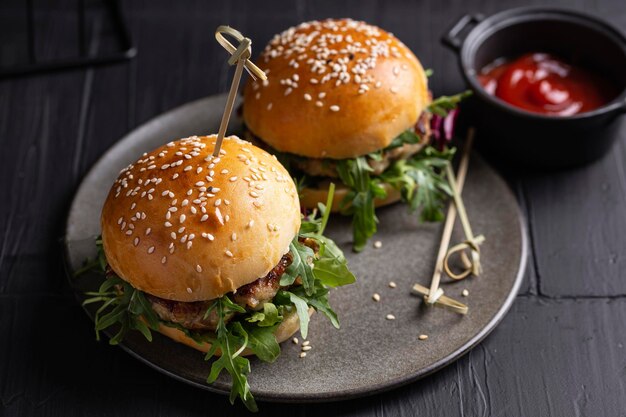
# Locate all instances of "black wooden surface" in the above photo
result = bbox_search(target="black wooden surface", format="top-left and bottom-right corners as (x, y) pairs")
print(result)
(1, 1), (625, 416)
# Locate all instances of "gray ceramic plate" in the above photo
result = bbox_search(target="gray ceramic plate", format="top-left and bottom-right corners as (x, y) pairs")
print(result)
(65, 93), (527, 403)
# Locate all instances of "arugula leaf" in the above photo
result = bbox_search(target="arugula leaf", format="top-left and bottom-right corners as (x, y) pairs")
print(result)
(245, 302), (283, 327)
(380, 146), (454, 222)
(83, 275), (160, 344)
(288, 284), (339, 329)
(285, 291), (311, 339)
(280, 240), (315, 293)
(385, 129), (422, 151)
(336, 157), (386, 252)
(312, 236), (356, 287)
(74, 237), (107, 277)
(243, 323), (280, 363)
(205, 297), (257, 412)
(427, 91), (472, 116)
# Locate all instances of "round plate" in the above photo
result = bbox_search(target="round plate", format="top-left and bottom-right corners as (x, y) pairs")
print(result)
(65, 94), (527, 403)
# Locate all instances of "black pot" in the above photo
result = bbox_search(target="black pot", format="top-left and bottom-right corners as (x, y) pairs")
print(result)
(442, 7), (626, 169)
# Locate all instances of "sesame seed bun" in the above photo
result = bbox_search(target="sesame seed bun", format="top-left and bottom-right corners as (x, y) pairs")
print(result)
(300, 182), (401, 212)
(243, 18), (430, 159)
(154, 308), (312, 356)
(101, 135), (301, 302)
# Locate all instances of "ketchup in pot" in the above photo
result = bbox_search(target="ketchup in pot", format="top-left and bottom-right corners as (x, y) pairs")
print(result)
(478, 53), (617, 116)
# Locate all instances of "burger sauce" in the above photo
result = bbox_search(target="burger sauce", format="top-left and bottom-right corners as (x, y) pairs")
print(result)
(478, 53), (616, 116)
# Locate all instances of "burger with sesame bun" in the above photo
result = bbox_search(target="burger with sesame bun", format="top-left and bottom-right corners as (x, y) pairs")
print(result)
(83, 134), (355, 411)
(242, 18), (469, 251)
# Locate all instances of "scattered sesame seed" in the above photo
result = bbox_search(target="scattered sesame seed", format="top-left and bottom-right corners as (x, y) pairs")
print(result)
(145, 228), (151, 235)
(187, 287), (193, 293)
(196, 265), (202, 273)
(148, 246), (155, 254)
(179, 214), (186, 223)
(301, 346), (312, 351)
(133, 237), (139, 246)
(187, 241), (193, 250)
(390, 86), (399, 94)
(302, 341), (310, 347)
(232, 233), (237, 241)
(315, 101), (323, 107)
(299, 352), (307, 358)
(161, 256), (167, 264)
(386, 314), (396, 320)
(292, 338), (299, 344)
(247, 220), (255, 228)
(373, 240), (383, 249)
(304, 93), (312, 101)
(318, 92), (326, 99)
(372, 293), (381, 302)
(200, 214), (209, 222)
(329, 105), (340, 112)
(225, 250), (234, 257)
(462, 289), (469, 297)
(388, 281), (397, 288)
(229, 176), (238, 182)
(267, 103), (273, 110)
(418, 334), (429, 340)
(165, 221), (172, 227)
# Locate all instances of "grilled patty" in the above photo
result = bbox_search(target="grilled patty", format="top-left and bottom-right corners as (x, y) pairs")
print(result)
(146, 252), (293, 331)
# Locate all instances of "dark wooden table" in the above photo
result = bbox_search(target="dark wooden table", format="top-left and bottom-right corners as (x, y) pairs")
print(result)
(2, 1), (625, 415)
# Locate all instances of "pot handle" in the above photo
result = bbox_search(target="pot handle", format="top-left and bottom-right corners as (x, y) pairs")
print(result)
(442, 13), (484, 52)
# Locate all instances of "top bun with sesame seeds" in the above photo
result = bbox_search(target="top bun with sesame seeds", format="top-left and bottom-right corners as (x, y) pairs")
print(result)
(242, 18), (430, 159)
(100, 135), (301, 302)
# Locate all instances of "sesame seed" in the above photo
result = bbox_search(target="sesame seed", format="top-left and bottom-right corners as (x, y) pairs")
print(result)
(232, 233), (237, 241)
(393, 66), (400, 75)
(301, 346), (312, 351)
(165, 221), (172, 227)
(221, 169), (229, 174)
(148, 246), (155, 254)
(373, 240), (382, 249)
(299, 352), (307, 358)
(161, 190), (169, 196)
(304, 93), (312, 101)
(390, 86), (399, 94)
(166, 211), (171, 220)
(186, 241), (193, 250)
(315, 101), (323, 107)
(195, 181), (205, 186)
(215, 199), (222, 207)
(292, 338), (299, 344)
(181, 199), (189, 206)
(247, 220), (254, 228)
(330, 105), (340, 112)
(229, 176), (238, 182)
(225, 250), (234, 257)
(125, 230), (133, 236)
(389, 281), (397, 288)
(179, 214), (186, 223)
(462, 289), (469, 297)
(170, 232), (176, 239)
(133, 237), (139, 246)
(267, 103), (273, 110)
(145, 228), (151, 235)
(302, 341), (310, 347)
(418, 334), (429, 340)
(168, 207), (178, 212)
(386, 314), (396, 320)
(372, 293), (381, 302)
(200, 214), (209, 222)
(161, 256), (167, 264)
(318, 92), (326, 99)
(196, 167), (203, 174)
(196, 265), (202, 273)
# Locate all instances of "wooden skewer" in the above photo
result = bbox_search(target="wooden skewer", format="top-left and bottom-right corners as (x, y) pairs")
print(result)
(212, 26), (266, 157)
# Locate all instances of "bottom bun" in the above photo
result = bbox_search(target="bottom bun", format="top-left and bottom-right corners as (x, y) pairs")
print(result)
(300, 182), (401, 212)
(155, 308), (312, 356)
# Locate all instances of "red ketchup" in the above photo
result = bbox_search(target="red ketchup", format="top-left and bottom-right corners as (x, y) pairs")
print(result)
(478, 53), (616, 116)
